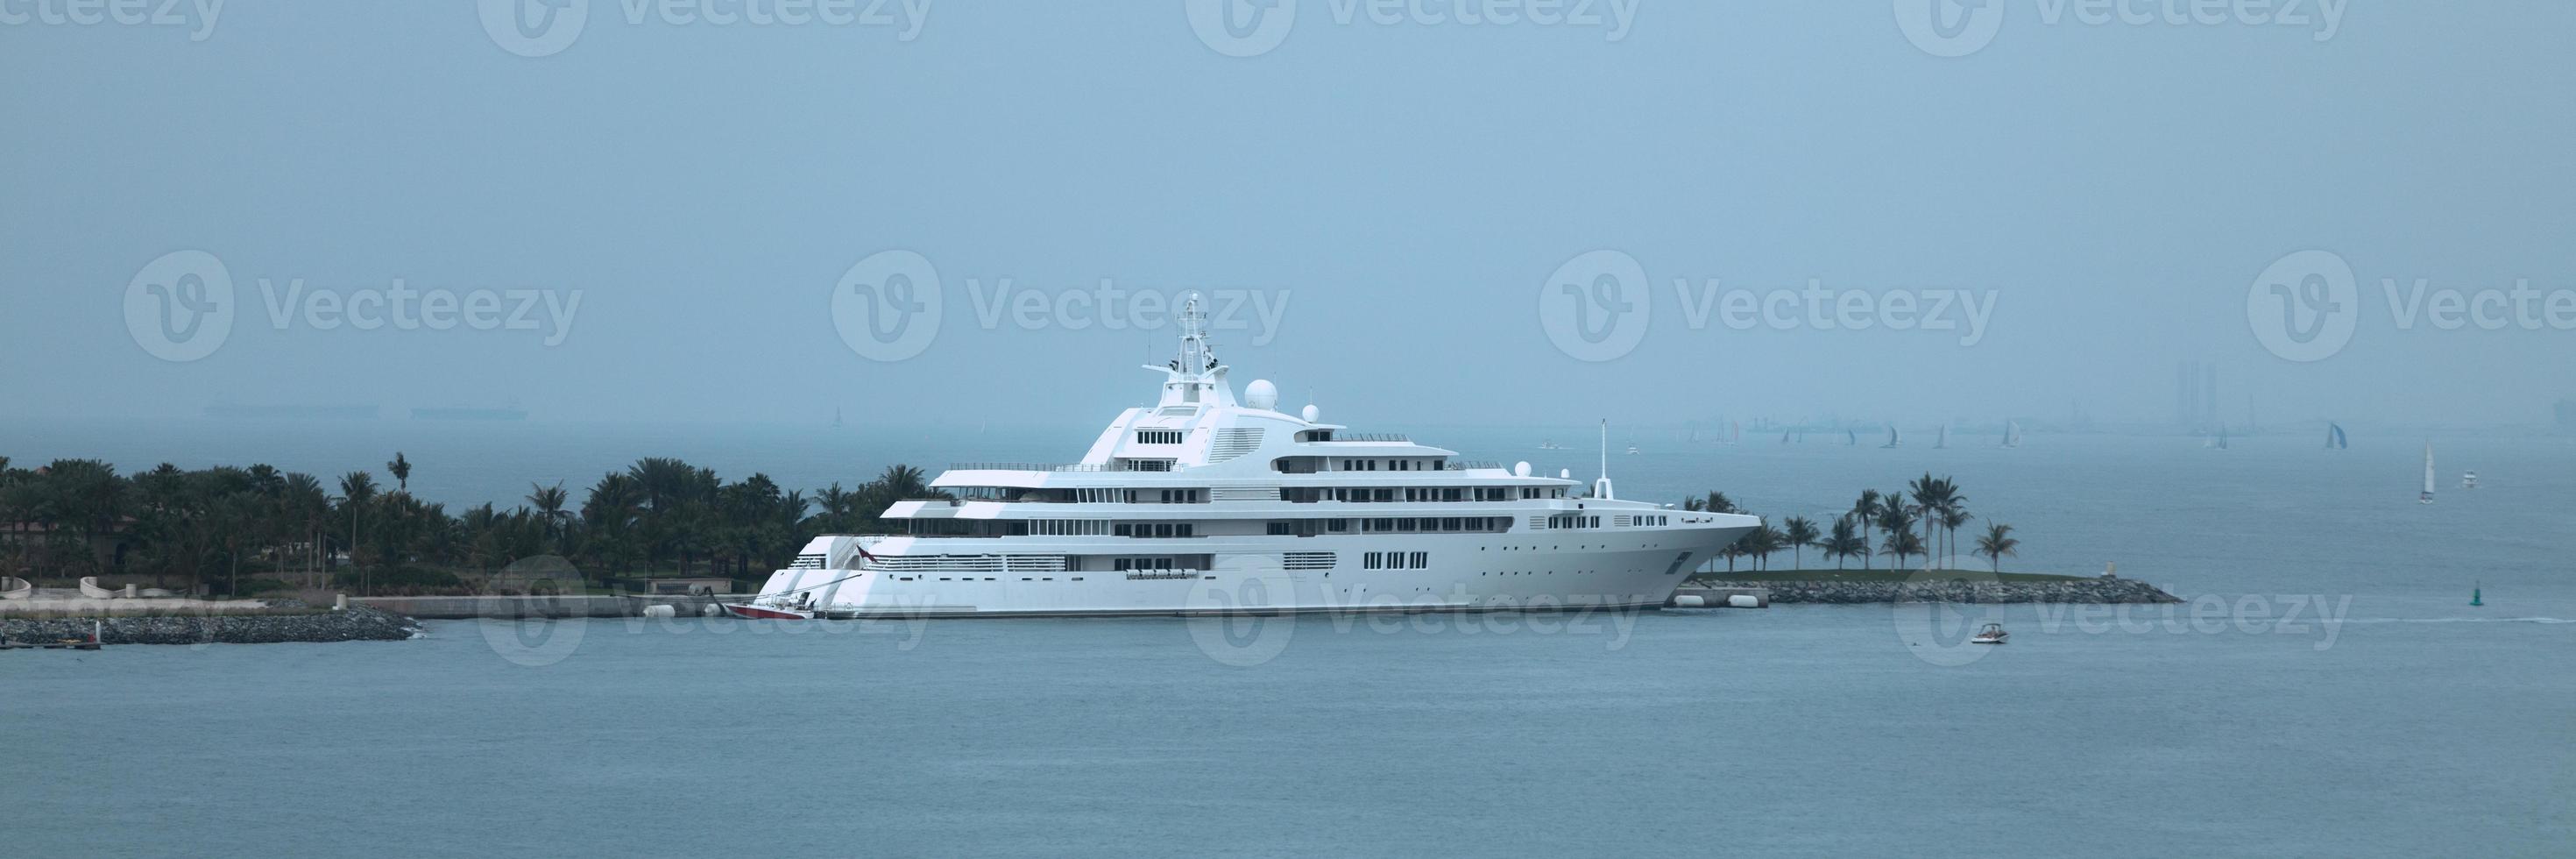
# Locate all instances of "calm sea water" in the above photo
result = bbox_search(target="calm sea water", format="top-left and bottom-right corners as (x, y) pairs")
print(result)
(2, 420), (2571, 855)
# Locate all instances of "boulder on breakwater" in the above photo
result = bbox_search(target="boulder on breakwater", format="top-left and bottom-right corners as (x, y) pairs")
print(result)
(0, 606), (420, 645)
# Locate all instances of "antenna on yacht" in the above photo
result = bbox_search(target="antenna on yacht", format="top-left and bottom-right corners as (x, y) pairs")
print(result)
(1178, 292), (1216, 372)
(1144, 293), (1235, 408)
(1594, 419), (1615, 500)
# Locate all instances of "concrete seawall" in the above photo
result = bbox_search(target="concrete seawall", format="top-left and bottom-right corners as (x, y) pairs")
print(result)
(355, 594), (736, 620)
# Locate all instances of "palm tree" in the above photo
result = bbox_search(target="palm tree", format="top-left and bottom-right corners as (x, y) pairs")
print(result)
(1879, 529), (1925, 570)
(1975, 522), (2020, 572)
(874, 464), (931, 500)
(1850, 489), (1881, 570)
(337, 471), (377, 587)
(1907, 472), (1945, 560)
(1876, 501), (1920, 571)
(1780, 516), (1820, 570)
(285, 472), (330, 582)
(527, 481), (570, 551)
(1742, 525), (1785, 571)
(1822, 516), (1864, 569)
(386, 452), (411, 493)
(1939, 506), (1974, 568)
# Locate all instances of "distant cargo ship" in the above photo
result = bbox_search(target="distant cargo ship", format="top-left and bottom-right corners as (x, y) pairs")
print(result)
(410, 404), (528, 422)
(204, 403), (380, 421)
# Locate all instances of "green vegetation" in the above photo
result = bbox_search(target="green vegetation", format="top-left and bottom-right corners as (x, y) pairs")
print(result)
(0, 454), (945, 596)
(1685, 472), (2024, 576)
(1689, 569), (2088, 585)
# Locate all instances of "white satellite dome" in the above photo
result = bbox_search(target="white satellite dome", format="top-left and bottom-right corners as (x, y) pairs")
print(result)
(1560, 468), (1571, 479)
(1514, 461), (1532, 477)
(1243, 379), (1278, 411)
(1300, 403), (1320, 422)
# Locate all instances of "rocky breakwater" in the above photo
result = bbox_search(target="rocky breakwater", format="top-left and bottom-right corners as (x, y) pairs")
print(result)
(1696, 575), (2181, 605)
(0, 605), (421, 645)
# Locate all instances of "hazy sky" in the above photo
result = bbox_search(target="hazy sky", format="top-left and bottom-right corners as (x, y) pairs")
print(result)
(5, 2), (2572, 431)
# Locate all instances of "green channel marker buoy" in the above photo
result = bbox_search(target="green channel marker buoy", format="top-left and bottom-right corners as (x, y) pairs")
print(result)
(2471, 585), (2483, 607)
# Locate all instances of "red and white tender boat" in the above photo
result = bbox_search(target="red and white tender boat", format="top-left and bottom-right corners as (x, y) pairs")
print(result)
(721, 602), (816, 620)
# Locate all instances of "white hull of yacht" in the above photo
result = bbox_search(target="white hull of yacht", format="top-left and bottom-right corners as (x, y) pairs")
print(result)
(751, 527), (1754, 619)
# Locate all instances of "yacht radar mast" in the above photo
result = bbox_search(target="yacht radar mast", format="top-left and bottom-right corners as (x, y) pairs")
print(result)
(1145, 293), (1235, 408)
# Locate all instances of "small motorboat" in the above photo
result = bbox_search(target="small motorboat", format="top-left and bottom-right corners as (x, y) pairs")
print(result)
(1970, 622), (2008, 645)
(721, 601), (817, 620)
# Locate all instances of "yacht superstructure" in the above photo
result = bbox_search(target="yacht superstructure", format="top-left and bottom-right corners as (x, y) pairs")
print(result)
(740, 298), (1762, 619)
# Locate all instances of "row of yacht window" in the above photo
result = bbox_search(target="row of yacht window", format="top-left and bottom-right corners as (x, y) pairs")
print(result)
(904, 514), (1674, 536)
(1362, 551), (1430, 570)
(958, 486), (1560, 504)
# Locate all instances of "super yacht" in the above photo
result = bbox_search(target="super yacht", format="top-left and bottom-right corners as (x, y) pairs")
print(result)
(733, 298), (1761, 619)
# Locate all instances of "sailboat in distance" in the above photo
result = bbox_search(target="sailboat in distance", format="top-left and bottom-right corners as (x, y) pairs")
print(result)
(1845, 428), (1859, 447)
(2420, 442), (2436, 504)
(2000, 421), (2022, 449)
(1935, 424), (1949, 449)
(2325, 422), (2348, 450)
(1880, 424), (1901, 449)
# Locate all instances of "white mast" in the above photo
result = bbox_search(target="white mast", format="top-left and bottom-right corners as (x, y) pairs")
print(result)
(2420, 442), (2436, 503)
(1594, 418), (1615, 500)
(1144, 293), (1235, 408)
